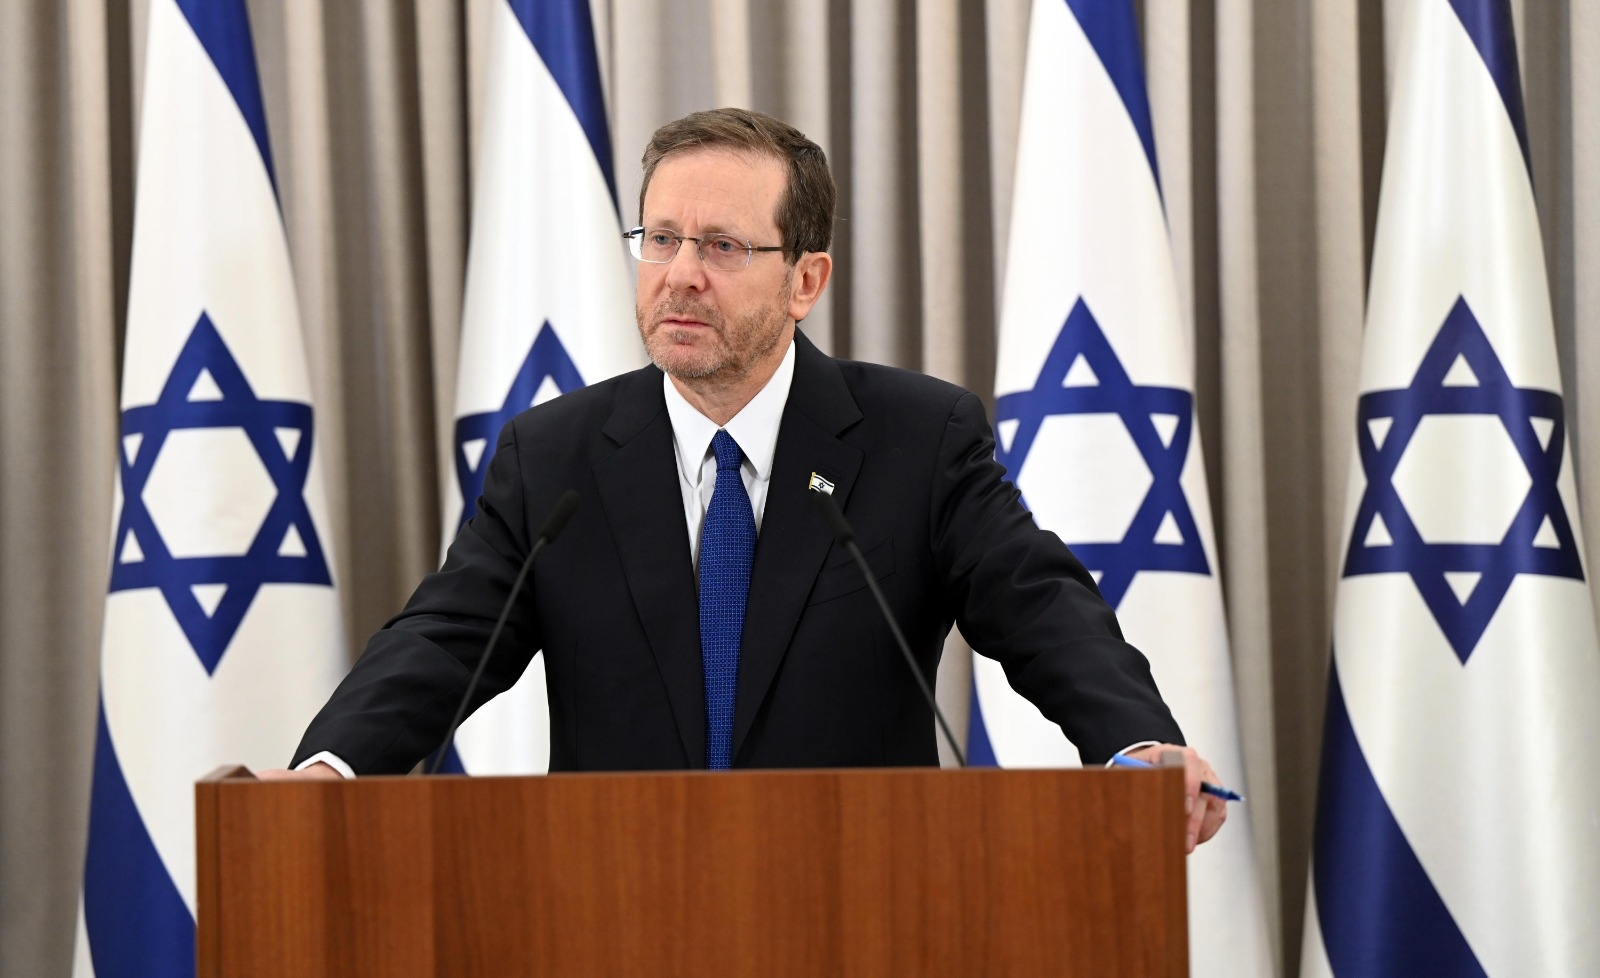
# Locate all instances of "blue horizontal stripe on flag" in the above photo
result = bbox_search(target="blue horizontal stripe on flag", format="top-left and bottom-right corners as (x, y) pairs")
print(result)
(175, 0), (278, 192)
(82, 699), (196, 978)
(1446, 0), (1531, 174)
(1063, 0), (1162, 197)
(427, 743), (467, 775)
(507, 0), (618, 210)
(965, 687), (1000, 767)
(1313, 656), (1485, 978)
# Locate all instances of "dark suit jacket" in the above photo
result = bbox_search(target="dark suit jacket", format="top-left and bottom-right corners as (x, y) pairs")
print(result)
(292, 332), (1182, 773)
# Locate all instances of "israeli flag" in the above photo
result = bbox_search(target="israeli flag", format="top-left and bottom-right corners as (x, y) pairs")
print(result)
(75, 1), (346, 974)
(1302, 1), (1600, 975)
(441, 0), (639, 775)
(968, 2), (1273, 974)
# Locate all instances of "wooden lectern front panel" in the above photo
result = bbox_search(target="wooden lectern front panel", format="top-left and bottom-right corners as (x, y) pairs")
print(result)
(197, 767), (1186, 977)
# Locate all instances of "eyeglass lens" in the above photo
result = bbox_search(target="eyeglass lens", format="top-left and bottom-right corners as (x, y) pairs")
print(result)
(633, 229), (750, 270)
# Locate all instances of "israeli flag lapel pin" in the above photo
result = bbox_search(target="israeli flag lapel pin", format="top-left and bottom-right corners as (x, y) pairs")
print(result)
(808, 472), (836, 495)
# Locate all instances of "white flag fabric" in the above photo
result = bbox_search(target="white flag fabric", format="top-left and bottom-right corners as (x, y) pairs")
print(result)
(442, 0), (640, 775)
(968, 2), (1273, 974)
(76, 1), (345, 974)
(1301, 1), (1600, 975)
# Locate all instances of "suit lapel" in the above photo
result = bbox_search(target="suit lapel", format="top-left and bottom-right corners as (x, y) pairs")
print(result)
(593, 369), (707, 768)
(731, 334), (863, 762)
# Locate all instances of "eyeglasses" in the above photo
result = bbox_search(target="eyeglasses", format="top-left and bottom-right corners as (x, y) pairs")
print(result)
(623, 227), (785, 271)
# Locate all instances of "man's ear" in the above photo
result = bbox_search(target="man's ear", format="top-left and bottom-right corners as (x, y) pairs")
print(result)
(787, 251), (833, 322)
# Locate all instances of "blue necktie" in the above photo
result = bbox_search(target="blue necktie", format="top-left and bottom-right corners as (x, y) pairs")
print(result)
(700, 430), (755, 769)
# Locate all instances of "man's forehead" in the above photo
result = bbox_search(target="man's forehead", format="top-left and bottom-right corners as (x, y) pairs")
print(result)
(643, 148), (784, 229)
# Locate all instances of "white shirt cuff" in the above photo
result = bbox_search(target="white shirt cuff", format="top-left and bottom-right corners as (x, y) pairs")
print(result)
(295, 751), (355, 779)
(1103, 740), (1163, 767)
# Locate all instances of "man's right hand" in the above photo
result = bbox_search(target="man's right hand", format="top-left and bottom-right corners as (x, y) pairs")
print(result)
(255, 761), (343, 781)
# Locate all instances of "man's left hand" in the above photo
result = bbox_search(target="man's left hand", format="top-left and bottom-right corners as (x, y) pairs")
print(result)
(1125, 743), (1227, 854)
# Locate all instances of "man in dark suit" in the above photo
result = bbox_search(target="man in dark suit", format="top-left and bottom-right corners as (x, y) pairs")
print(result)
(270, 108), (1226, 853)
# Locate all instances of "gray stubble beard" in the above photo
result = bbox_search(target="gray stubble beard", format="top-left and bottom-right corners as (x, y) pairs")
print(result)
(636, 282), (793, 387)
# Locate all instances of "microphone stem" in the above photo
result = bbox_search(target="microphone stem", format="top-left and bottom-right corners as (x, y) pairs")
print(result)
(845, 539), (967, 767)
(426, 532), (550, 775)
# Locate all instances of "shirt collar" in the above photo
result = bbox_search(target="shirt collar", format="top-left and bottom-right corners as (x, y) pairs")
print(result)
(663, 339), (796, 483)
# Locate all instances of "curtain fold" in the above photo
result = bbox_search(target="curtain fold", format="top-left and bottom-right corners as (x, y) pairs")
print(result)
(0, 4), (120, 974)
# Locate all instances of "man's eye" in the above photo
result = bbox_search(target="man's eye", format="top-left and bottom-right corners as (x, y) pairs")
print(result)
(649, 232), (675, 247)
(709, 236), (739, 253)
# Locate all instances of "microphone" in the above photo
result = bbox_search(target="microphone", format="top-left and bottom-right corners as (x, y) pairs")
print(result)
(426, 490), (580, 775)
(810, 490), (966, 767)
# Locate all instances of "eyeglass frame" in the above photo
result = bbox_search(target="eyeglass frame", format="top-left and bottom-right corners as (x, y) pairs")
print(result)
(623, 226), (787, 271)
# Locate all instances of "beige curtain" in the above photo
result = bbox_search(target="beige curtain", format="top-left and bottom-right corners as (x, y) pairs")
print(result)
(2, 1), (1595, 975)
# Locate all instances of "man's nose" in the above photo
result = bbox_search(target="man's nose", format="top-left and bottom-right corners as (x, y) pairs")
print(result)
(663, 238), (708, 292)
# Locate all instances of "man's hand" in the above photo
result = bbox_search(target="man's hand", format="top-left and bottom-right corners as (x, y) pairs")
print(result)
(255, 762), (344, 781)
(1125, 743), (1227, 854)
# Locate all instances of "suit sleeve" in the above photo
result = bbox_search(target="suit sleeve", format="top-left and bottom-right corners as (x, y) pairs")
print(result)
(290, 419), (544, 774)
(930, 391), (1184, 762)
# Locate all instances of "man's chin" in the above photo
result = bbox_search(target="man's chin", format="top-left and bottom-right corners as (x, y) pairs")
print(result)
(663, 363), (722, 381)
(646, 341), (724, 381)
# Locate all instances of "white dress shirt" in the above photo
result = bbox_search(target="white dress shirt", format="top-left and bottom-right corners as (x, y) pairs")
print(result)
(663, 340), (795, 566)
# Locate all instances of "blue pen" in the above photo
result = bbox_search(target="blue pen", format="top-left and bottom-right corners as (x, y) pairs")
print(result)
(1109, 753), (1245, 802)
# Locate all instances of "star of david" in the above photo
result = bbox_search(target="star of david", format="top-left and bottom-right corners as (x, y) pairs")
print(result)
(995, 299), (1209, 609)
(110, 312), (331, 674)
(1344, 296), (1583, 662)
(454, 321), (585, 530)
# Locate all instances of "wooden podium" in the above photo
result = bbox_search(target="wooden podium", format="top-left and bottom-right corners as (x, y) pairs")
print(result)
(197, 766), (1187, 976)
